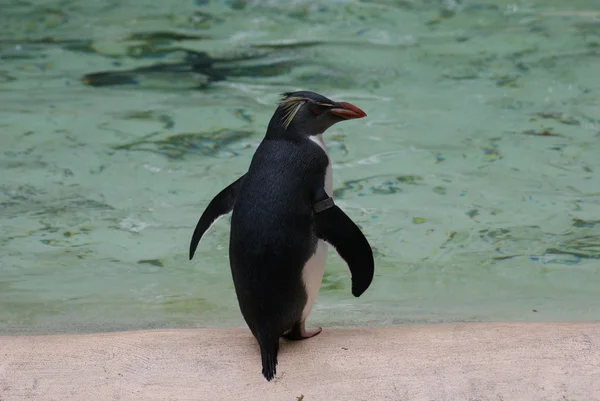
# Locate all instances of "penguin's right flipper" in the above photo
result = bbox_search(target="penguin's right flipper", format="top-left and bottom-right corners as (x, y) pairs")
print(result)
(312, 188), (374, 297)
(189, 174), (246, 260)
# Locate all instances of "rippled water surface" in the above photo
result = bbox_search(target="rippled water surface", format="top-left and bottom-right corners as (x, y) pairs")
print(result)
(1, 0), (599, 334)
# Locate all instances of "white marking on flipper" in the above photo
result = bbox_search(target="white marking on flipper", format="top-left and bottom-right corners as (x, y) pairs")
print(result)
(301, 134), (332, 321)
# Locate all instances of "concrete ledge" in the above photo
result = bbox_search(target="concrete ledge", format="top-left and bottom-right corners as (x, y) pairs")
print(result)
(1, 322), (599, 400)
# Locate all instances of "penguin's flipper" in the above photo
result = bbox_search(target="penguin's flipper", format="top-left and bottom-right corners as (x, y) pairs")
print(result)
(189, 174), (246, 260)
(312, 188), (374, 297)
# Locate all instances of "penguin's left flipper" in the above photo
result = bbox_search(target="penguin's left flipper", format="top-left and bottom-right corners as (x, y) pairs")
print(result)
(312, 189), (374, 297)
(189, 174), (246, 260)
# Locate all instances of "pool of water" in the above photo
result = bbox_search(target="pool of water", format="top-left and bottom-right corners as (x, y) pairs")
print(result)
(1, 0), (599, 335)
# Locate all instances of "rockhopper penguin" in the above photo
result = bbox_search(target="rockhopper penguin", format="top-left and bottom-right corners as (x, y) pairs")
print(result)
(189, 91), (374, 381)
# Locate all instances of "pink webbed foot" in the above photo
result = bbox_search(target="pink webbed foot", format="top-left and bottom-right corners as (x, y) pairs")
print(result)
(282, 321), (322, 341)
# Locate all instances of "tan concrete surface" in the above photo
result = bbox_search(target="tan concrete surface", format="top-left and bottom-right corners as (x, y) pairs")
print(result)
(1, 322), (599, 401)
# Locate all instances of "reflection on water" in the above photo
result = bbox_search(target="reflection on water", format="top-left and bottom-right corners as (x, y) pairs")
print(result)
(1, 0), (599, 334)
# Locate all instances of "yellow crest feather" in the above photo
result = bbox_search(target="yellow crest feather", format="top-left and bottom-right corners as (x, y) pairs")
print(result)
(279, 96), (309, 129)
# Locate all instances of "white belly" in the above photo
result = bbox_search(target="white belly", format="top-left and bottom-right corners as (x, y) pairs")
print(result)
(301, 134), (332, 321)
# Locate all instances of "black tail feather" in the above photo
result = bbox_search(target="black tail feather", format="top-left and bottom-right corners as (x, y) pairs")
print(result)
(258, 336), (279, 381)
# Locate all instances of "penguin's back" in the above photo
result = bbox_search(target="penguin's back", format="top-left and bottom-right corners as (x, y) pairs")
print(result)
(228, 138), (327, 335)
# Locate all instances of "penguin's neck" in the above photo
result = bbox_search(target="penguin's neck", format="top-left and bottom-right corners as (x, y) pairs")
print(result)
(309, 134), (333, 197)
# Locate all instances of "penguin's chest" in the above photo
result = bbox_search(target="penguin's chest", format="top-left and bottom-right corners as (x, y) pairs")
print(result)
(300, 134), (332, 321)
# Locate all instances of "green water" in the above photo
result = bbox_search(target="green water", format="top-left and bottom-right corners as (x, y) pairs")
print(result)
(1, 0), (599, 335)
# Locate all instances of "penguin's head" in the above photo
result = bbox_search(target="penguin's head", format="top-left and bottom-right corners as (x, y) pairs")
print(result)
(268, 91), (366, 137)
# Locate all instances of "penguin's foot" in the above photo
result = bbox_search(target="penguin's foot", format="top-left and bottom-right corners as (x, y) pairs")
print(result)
(282, 321), (322, 341)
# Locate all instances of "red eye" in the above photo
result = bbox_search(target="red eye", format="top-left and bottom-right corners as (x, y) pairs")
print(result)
(311, 106), (321, 115)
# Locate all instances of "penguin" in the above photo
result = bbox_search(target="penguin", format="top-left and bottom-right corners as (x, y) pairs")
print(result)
(189, 91), (374, 381)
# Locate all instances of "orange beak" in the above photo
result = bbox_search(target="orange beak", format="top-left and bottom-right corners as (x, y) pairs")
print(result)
(330, 101), (367, 120)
